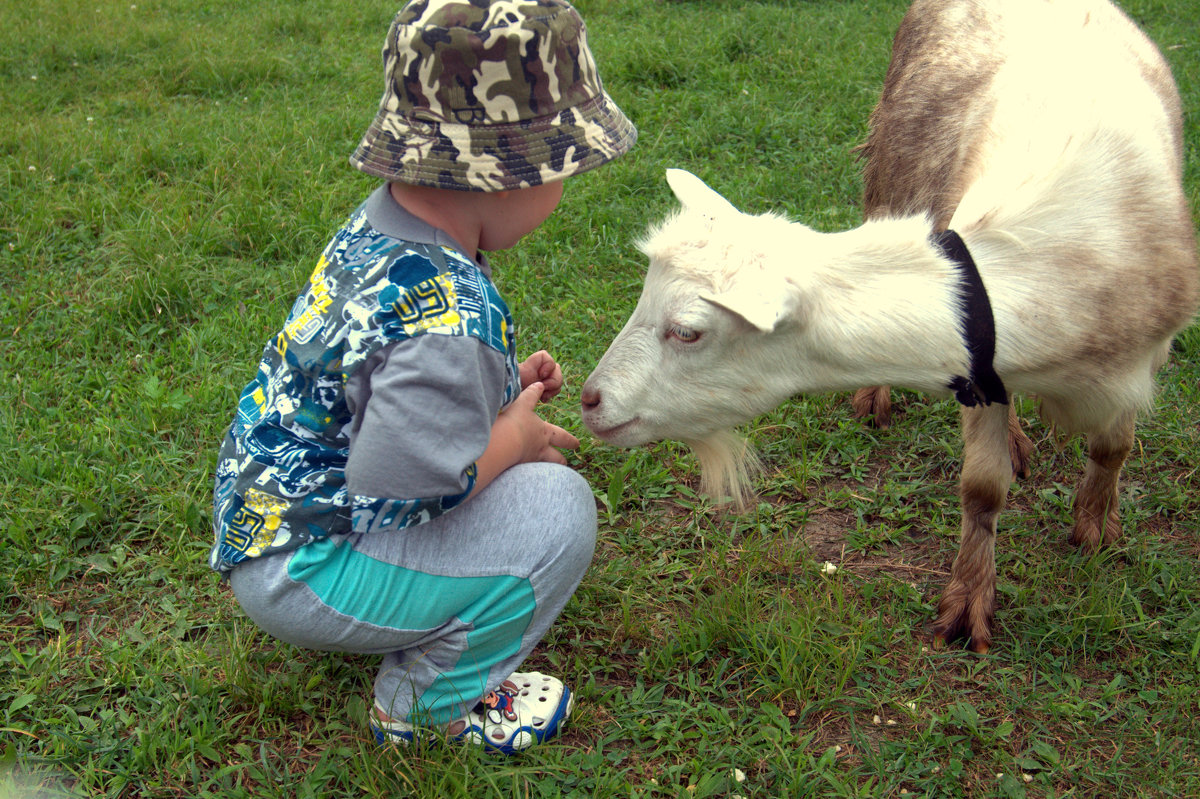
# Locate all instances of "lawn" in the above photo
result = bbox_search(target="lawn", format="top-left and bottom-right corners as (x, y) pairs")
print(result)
(2, 0), (1198, 797)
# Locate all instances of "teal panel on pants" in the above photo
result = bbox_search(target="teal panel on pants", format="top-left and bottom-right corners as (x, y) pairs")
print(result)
(287, 537), (534, 632)
(288, 538), (536, 719)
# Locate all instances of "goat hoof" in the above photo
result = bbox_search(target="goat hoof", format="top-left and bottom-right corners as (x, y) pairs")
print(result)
(1070, 503), (1121, 552)
(929, 628), (992, 654)
(930, 594), (995, 653)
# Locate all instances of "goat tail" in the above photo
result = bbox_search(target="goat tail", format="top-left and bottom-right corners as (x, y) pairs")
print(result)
(685, 430), (762, 510)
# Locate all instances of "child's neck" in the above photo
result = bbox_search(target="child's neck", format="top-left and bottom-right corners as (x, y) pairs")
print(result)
(389, 182), (483, 260)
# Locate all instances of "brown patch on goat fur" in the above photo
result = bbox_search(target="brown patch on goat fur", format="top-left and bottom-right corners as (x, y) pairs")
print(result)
(850, 0), (1001, 444)
(958, 477), (1007, 522)
(1022, 218), (1197, 401)
(858, 0), (1001, 230)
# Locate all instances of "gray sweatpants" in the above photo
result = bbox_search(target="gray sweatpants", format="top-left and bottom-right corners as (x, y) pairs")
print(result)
(228, 462), (597, 725)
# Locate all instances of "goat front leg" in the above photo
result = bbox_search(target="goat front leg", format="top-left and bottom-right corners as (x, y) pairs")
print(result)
(1070, 410), (1134, 552)
(852, 390), (1033, 481)
(932, 403), (1013, 654)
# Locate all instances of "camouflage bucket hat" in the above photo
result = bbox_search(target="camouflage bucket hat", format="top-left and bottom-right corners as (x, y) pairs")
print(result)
(350, 0), (637, 192)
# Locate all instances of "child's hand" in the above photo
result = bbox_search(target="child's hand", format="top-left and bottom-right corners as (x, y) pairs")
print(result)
(519, 351), (564, 399)
(496, 382), (579, 466)
(471, 381), (580, 499)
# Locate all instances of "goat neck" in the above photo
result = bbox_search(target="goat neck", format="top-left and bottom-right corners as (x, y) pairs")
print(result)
(780, 213), (982, 399)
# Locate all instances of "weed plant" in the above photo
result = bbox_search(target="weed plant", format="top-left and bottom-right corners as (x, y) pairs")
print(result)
(2, 0), (1198, 797)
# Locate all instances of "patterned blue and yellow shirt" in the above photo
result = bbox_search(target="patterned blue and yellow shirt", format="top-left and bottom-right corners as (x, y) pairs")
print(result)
(210, 189), (520, 574)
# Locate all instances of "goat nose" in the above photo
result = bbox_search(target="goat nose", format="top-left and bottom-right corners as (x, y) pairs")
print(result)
(580, 385), (601, 410)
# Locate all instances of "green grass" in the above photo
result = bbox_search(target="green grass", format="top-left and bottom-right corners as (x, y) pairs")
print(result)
(2, 0), (1199, 796)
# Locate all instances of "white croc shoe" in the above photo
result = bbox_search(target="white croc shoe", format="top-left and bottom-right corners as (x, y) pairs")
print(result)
(371, 671), (573, 755)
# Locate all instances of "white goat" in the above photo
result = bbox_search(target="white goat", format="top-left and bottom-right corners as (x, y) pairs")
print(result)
(580, 0), (1198, 652)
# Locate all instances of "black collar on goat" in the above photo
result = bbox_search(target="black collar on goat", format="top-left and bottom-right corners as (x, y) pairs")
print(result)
(937, 229), (1009, 408)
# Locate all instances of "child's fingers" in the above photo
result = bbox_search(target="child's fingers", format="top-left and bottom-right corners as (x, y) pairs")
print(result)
(547, 424), (579, 451)
(542, 448), (569, 466)
(519, 381), (545, 405)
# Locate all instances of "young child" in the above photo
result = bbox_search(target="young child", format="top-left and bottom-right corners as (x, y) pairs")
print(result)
(209, 0), (635, 754)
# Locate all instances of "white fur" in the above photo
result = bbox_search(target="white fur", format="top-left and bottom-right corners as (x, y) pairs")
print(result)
(581, 0), (1197, 649)
(581, 2), (1196, 506)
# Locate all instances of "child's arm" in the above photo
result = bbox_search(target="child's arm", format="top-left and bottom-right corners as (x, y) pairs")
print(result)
(469, 381), (579, 499)
(345, 339), (578, 524)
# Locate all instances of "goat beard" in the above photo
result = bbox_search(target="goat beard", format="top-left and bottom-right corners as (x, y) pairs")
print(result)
(683, 429), (762, 510)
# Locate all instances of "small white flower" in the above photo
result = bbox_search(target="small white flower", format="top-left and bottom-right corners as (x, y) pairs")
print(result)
(906, 701), (917, 711)
(821, 561), (838, 575)
(87, 116), (94, 123)
(872, 714), (882, 725)
(834, 745), (843, 753)
(1023, 774), (1033, 783)
(732, 768), (746, 784)
(886, 719), (897, 726)
(27, 165), (36, 171)
(996, 773), (1004, 779)
(31, 74), (38, 81)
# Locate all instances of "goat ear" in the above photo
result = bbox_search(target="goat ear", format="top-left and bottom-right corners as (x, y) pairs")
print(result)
(700, 284), (792, 333)
(666, 169), (739, 218)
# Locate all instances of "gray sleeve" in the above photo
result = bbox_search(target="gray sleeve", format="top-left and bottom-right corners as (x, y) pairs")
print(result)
(344, 335), (508, 502)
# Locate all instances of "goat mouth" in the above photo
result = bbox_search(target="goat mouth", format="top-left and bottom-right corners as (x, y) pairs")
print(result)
(585, 417), (642, 444)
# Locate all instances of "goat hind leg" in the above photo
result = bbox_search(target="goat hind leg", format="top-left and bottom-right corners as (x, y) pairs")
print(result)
(1007, 404), (1034, 480)
(931, 403), (1012, 654)
(851, 385), (893, 428)
(1070, 410), (1134, 552)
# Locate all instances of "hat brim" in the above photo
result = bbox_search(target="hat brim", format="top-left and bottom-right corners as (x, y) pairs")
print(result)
(350, 92), (636, 192)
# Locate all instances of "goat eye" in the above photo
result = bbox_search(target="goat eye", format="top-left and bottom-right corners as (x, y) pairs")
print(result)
(667, 325), (701, 343)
